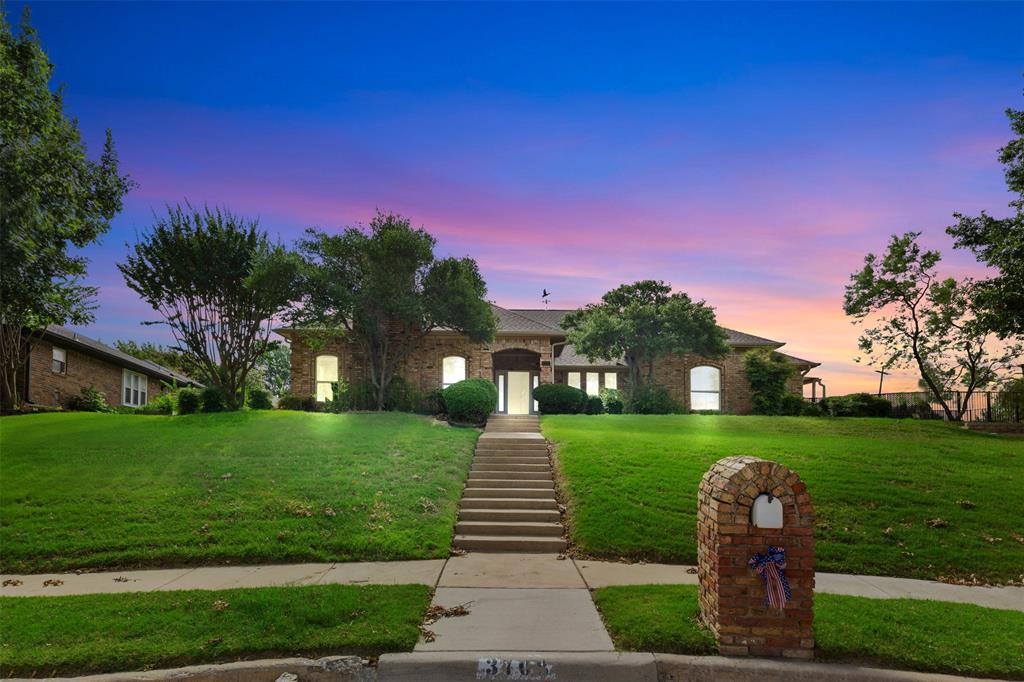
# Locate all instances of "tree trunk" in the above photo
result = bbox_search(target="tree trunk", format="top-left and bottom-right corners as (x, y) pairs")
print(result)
(0, 325), (27, 411)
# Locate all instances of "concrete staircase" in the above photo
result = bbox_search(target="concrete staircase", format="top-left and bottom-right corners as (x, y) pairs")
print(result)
(453, 415), (567, 552)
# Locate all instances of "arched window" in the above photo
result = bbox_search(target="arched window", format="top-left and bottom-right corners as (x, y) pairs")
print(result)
(690, 366), (721, 411)
(442, 356), (466, 388)
(315, 355), (339, 402)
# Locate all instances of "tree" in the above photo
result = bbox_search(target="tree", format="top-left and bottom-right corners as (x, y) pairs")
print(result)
(248, 340), (290, 396)
(843, 232), (1022, 421)
(947, 102), (1024, 339)
(0, 8), (133, 409)
(113, 340), (201, 380)
(562, 280), (730, 390)
(290, 211), (496, 411)
(118, 205), (299, 408)
(743, 349), (795, 415)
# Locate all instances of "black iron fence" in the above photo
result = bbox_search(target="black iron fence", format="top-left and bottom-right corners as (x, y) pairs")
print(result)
(808, 390), (1023, 422)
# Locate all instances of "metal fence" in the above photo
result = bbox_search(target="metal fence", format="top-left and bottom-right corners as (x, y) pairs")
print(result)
(808, 391), (1023, 422)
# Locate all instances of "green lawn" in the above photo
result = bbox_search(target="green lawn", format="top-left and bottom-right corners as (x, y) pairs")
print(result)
(0, 584), (430, 677)
(0, 411), (477, 573)
(593, 585), (1024, 679)
(543, 415), (1024, 582)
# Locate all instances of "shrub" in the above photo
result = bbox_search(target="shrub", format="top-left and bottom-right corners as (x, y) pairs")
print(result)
(585, 395), (605, 414)
(279, 393), (315, 411)
(422, 388), (446, 416)
(247, 387), (273, 410)
(780, 393), (805, 416)
(177, 387), (201, 414)
(743, 349), (794, 415)
(600, 388), (624, 414)
(200, 386), (228, 413)
(68, 386), (111, 413)
(625, 383), (684, 414)
(534, 383), (587, 414)
(137, 390), (175, 415)
(821, 393), (893, 418)
(801, 401), (825, 417)
(442, 378), (498, 424)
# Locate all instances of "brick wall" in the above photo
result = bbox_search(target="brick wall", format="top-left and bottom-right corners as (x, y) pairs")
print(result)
(697, 456), (815, 659)
(25, 338), (162, 408)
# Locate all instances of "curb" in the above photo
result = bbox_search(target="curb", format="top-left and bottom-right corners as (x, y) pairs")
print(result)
(7, 653), (1010, 682)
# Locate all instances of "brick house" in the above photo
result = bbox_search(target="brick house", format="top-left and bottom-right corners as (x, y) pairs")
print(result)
(17, 326), (200, 409)
(280, 304), (818, 415)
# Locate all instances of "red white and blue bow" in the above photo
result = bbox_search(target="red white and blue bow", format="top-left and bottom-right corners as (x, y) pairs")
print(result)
(749, 546), (791, 609)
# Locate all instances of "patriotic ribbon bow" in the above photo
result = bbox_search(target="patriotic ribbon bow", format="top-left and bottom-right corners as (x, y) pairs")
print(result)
(749, 546), (792, 609)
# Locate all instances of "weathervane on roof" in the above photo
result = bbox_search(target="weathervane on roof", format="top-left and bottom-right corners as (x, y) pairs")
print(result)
(542, 289), (551, 308)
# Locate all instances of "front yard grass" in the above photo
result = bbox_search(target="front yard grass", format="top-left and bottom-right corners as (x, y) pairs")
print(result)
(1, 411), (477, 573)
(593, 585), (1024, 679)
(0, 583), (430, 677)
(544, 415), (1024, 582)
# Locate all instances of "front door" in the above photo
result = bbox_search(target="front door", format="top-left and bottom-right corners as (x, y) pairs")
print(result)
(495, 370), (539, 415)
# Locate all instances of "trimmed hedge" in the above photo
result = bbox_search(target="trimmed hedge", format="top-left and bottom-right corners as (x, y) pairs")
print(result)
(200, 386), (228, 413)
(247, 387), (273, 410)
(600, 388), (624, 414)
(625, 383), (683, 414)
(821, 392), (893, 418)
(585, 395), (605, 415)
(534, 383), (587, 414)
(442, 378), (498, 424)
(177, 388), (200, 414)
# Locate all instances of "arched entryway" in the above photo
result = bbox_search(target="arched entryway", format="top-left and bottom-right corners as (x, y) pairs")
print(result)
(492, 349), (540, 415)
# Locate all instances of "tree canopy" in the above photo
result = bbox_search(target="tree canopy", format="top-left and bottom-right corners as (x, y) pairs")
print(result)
(562, 280), (729, 390)
(118, 205), (299, 408)
(290, 211), (496, 410)
(843, 232), (1021, 420)
(947, 102), (1024, 340)
(0, 8), (133, 408)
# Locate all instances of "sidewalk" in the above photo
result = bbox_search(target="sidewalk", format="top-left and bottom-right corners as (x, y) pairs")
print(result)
(4, 554), (1022, 612)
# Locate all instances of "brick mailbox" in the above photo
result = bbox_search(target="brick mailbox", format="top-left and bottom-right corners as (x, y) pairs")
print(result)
(697, 455), (815, 659)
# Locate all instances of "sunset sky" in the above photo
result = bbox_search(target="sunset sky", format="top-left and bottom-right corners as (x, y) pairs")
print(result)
(13, 1), (1023, 394)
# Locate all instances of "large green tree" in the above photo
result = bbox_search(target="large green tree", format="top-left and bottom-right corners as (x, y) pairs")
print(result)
(843, 232), (1021, 421)
(562, 280), (730, 390)
(947, 102), (1024, 339)
(0, 8), (133, 408)
(290, 211), (496, 410)
(119, 205), (299, 408)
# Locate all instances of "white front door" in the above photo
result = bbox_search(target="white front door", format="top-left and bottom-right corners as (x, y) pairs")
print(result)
(507, 371), (532, 415)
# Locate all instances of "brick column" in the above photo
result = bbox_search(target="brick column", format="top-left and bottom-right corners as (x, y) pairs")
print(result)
(697, 456), (815, 659)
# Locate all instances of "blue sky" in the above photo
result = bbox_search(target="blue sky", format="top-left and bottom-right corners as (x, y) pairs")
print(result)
(10, 1), (1023, 392)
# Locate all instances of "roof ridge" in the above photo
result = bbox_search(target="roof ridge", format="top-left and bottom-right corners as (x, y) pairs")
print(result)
(490, 303), (561, 331)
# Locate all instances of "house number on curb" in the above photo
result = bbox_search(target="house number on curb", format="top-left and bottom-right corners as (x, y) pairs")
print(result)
(476, 657), (556, 680)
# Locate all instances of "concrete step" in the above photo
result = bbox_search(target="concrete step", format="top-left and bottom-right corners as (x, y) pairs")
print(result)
(472, 456), (549, 465)
(462, 487), (556, 499)
(475, 444), (549, 452)
(471, 463), (550, 472)
(460, 497), (558, 510)
(467, 478), (553, 489)
(452, 535), (567, 552)
(469, 470), (552, 480)
(455, 521), (564, 537)
(479, 436), (545, 444)
(458, 508), (561, 522)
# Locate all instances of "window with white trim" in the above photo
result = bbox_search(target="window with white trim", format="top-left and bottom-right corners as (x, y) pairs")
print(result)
(567, 372), (581, 389)
(315, 355), (339, 402)
(604, 372), (618, 390)
(52, 347), (67, 374)
(122, 370), (148, 407)
(690, 366), (721, 411)
(442, 356), (466, 388)
(586, 372), (600, 396)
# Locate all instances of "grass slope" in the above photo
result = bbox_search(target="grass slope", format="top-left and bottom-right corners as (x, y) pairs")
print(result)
(0, 584), (430, 677)
(593, 585), (1024, 679)
(1, 411), (477, 572)
(544, 415), (1024, 582)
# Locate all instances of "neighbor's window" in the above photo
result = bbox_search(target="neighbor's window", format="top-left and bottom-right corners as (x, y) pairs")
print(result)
(315, 355), (339, 402)
(122, 370), (148, 407)
(567, 372), (581, 389)
(442, 356), (466, 388)
(604, 372), (618, 391)
(690, 366), (721, 411)
(586, 372), (600, 396)
(52, 347), (67, 374)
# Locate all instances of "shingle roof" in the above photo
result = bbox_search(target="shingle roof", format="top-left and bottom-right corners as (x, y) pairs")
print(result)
(492, 304), (562, 334)
(554, 344), (626, 368)
(506, 308), (783, 347)
(775, 351), (821, 369)
(42, 326), (202, 387)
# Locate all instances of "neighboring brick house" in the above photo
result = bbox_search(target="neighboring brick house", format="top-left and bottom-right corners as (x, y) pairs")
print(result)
(17, 326), (200, 409)
(280, 304), (818, 416)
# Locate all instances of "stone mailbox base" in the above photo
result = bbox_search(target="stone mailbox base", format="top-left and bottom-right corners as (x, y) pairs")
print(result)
(697, 456), (815, 659)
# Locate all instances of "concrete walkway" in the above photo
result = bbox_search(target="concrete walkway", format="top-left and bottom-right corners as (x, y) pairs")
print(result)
(7, 555), (1020, 612)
